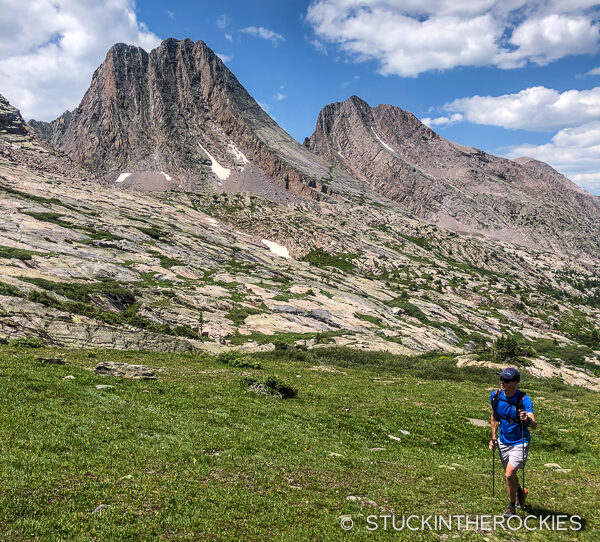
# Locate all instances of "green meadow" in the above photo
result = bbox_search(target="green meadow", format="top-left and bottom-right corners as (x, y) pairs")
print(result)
(1, 346), (598, 541)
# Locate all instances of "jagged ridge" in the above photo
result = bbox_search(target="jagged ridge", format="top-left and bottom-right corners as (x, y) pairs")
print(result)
(306, 95), (600, 258)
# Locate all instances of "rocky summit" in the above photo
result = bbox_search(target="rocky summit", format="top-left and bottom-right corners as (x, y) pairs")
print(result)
(29, 38), (367, 204)
(2, 39), (600, 391)
(306, 95), (600, 259)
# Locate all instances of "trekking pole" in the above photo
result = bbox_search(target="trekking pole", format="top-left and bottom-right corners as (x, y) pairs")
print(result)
(492, 442), (495, 497)
(521, 417), (526, 514)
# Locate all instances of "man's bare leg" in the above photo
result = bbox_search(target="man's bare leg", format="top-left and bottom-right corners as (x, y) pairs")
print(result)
(505, 462), (519, 503)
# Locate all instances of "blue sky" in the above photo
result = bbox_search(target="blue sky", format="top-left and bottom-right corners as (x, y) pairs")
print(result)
(2, 1), (600, 194)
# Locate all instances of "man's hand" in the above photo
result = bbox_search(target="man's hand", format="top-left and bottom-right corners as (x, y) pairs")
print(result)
(519, 410), (530, 424)
(489, 439), (498, 451)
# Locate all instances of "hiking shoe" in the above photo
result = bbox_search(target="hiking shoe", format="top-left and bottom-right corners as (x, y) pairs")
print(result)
(503, 504), (516, 517)
(516, 487), (528, 509)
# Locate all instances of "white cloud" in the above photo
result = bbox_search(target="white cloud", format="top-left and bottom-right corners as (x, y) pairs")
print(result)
(274, 92), (286, 100)
(306, 1), (600, 77)
(217, 53), (233, 63)
(217, 14), (231, 29)
(507, 121), (600, 194)
(585, 66), (600, 75)
(241, 26), (285, 46)
(258, 101), (270, 112)
(167, 10), (175, 19)
(421, 113), (464, 127)
(308, 38), (328, 55)
(0, 0), (161, 121)
(224, 33), (233, 42)
(433, 86), (600, 131)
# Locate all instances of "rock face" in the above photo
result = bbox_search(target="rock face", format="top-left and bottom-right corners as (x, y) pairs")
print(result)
(2, 81), (600, 390)
(30, 39), (366, 203)
(306, 95), (600, 258)
(0, 94), (28, 135)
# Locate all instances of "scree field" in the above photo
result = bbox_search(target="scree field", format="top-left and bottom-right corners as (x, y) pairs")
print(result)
(1, 346), (598, 541)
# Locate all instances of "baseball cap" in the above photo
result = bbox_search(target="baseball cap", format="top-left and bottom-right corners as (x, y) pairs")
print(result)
(497, 367), (520, 381)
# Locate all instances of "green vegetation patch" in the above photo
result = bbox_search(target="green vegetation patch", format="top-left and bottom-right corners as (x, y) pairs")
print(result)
(148, 250), (185, 269)
(0, 183), (78, 211)
(225, 304), (263, 326)
(134, 225), (162, 239)
(19, 278), (204, 341)
(241, 375), (298, 398)
(0, 281), (25, 298)
(354, 312), (385, 328)
(302, 248), (357, 272)
(0, 346), (596, 539)
(0, 245), (44, 261)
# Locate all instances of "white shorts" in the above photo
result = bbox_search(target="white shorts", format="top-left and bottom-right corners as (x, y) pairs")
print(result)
(498, 440), (529, 470)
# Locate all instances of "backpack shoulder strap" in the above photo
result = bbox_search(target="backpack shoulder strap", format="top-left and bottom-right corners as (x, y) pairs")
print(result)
(492, 390), (501, 421)
(517, 391), (526, 411)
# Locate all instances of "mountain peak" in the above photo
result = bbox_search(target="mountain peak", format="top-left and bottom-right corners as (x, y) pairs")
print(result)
(29, 38), (364, 203)
(0, 93), (28, 135)
(307, 96), (600, 255)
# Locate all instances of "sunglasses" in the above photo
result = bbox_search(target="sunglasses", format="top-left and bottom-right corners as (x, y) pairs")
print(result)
(500, 378), (514, 383)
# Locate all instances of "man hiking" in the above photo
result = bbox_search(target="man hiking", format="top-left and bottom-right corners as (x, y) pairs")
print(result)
(489, 367), (537, 517)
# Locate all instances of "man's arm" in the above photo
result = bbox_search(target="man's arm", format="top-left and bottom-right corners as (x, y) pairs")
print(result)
(519, 410), (537, 430)
(519, 396), (537, 430)
(490, 408), (499, 449)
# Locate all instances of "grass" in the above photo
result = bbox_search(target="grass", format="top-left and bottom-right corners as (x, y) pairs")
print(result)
(225, 304), (263, 326)
(225, 330), (349, 346)
(0, 345), (597, 540)
(302, 248), (357, 273)
(0, 183), (79, 211)
(0, 245), (44, 261)
(148, 250), (185, 269)
(354, 312), (385, 328)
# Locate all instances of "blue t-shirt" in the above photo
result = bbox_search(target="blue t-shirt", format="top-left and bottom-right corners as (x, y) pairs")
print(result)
(490, 389), (533, 445)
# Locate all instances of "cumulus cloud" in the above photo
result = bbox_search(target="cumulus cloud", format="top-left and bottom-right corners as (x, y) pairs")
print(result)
(241, 26), (285, 46)
(585, 66), (600, 75)
(217, 53), (233, 63)
(306, 1), (600, 77)
(427, 86), (600, 131)
(422, 84), (600, 193)
(422, 113), (463, 127)
(507, 122), (600, 194)
(0, 0), (161, 121)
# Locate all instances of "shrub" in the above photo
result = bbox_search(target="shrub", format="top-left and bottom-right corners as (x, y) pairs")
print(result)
(9, 337), (45, 348)
(0, 281), (25, 298)
(241, 375), (297, 398)
(217, 350), (261, 369)
(0, 245), (35, 260)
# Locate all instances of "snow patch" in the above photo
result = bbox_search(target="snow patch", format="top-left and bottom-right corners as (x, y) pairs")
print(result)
(160, 171), (172, 181)
(228, 142), (250, 164)
(198, 143), (231, 180)
(115, 173), (131, 183)
(262, 239), (290, 259)
(372, 129), (396, 154)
